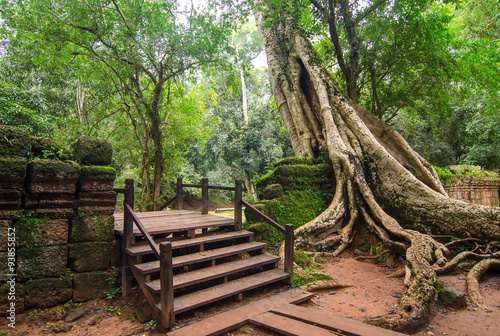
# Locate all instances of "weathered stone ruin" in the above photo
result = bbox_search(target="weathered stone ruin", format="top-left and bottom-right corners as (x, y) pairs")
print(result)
(0, 125), (118, 315)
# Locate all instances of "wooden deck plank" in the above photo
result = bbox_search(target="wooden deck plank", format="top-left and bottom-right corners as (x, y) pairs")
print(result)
(134, 241), (267, 274)
(146, 254), (280, 292)
(163, 268), (290, 315)
(167, 288), (314, 336)
(114, 210), (237, 236)
(126, 230), (254, 257)
(249, 312), (341, 336)
(115, 217), (236, 236)
(271, 304), (406, 336)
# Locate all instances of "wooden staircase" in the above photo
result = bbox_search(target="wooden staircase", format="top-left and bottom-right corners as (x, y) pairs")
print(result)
(114, 178), (294, 329)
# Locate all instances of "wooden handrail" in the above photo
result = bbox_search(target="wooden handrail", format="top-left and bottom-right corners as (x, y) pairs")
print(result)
(124, 203), (160, 259)
(241, 200), (285, 234)
(156, 195), (177, 211)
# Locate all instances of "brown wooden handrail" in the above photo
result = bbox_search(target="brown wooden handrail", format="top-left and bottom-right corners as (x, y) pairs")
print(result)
(156, 195), (177, 211)
(241, 199), (294, 284)
(241, 200), (285, 234)
(124, 203), (160, 259)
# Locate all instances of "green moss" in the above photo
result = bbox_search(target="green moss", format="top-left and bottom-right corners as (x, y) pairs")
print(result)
(80, 165), (116, 176)
(0, 124), (31, 156)
(29, 159), (80, 178)
(73, 136), (113, 166)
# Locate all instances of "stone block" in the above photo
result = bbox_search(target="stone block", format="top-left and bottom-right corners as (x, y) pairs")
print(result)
(17, 245), (68, 281)
(68, 242), (110, 272)
(0, 189), (21, 219)
(69, 215), (114, 243)
(263, 183), (284, 200)
(16, 218), (68, 247)
(72, 271), (112, 302)
(438, 287), (467, 309)
(0, 125), (31, 157)
(0, 156), (27, 189)
(0, 251), (14, 279)
(30, 136), (66, 160)
(0, 220), (12, 251)
(78, 166), (116, 191)
(0, 281), (25, 316)
(25, 194), (76, 219)
(27, 159), (80, 194)
(73, 136), (113, 166)
(77, 191), (116, 216)
(24, 278), (72, 309)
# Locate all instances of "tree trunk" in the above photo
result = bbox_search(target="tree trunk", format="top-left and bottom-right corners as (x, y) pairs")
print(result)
(256, 6), (500, 333)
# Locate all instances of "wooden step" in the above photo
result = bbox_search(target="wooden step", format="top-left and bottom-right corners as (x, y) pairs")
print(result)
(157, 268), (290, 315)
(146, 253), (281, 293)
(133, 241), (267, 275)
(270, 304), (405, 336)
(167, 288), (314, 336)
(126, 230), (254, 257)
(249, 312), (341, 336)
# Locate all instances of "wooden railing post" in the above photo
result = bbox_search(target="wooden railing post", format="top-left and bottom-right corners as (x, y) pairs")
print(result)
(201, 178), (209, 215)
(234, 180), (243, 231)
(122, 178), (134, 297)
(284, 224), (294, 285)
(160, 242), (174, 329)
(176, 177), (183, 210)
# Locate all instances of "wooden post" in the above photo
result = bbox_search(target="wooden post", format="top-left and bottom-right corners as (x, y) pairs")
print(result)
(176, 177), (183, 210)
(234, 180), (243, 231)
(160, 242), (174, 329)
(201, 178), (209, 215)
(284, 224), (294, 285)
(122, 178), (134, 297)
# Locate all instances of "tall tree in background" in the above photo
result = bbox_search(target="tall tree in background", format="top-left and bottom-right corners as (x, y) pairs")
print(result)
(255, 0), (499, 332)
(1, 0), (245, 206)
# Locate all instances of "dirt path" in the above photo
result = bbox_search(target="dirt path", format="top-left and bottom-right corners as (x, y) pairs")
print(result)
(2, 252), (498, 335)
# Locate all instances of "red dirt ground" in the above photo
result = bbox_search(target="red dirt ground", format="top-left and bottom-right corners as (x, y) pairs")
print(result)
(2, 249), (498, 336)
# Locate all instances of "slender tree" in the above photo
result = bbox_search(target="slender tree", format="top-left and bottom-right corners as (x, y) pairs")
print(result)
(255, 1), (499, 332)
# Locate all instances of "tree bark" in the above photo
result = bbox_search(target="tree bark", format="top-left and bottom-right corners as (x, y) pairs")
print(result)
(256, 5), (500, 333)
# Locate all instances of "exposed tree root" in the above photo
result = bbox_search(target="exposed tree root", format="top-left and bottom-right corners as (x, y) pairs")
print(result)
(466, 258), (500, 309)
(304, 280), (352, 292)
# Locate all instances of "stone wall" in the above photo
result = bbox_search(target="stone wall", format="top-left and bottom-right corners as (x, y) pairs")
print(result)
(441, 166), (500, 207)
(0, 126), (118, 316)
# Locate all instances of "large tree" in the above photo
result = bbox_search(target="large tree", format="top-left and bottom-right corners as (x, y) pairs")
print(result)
(255, 0), (500, 332)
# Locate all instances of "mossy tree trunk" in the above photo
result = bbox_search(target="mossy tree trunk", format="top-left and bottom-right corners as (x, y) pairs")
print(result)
(256, 5), (500, 333)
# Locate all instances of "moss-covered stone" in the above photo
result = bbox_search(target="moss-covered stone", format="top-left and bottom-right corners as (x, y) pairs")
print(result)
(0, 189), (21, 219)
(76, 191), (116, 216)
(16, 218), (68, 247)
(25, 194), (76, 219)
(0, 281), (25, 316)
(263, 184), (284, 200)
(0, 220), (11, 252)
(0, 125), (31, 156)
(72, 271), (112, 302)
(24, 278), (72, 309)
(69, 215), (114, 243)
(73, 136), (113, 166)
(17, 245), (68, 281)
(78, 166), (116, 191)
(30, 136), (66, 160)
(27, 159), (80, 194)
(68, 242), (110, 272)
(245, 159), (334, 247)
(437, 287), (466, 309)
(0, 156), (27, 188)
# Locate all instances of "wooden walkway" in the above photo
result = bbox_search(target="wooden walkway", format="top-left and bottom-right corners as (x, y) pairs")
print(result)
(114, 210), (237, 236)
(168, 288), (406, 336)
